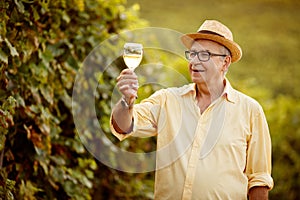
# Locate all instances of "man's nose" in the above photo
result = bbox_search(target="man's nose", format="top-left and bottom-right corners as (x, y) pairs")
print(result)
(190, 55), (201, 64)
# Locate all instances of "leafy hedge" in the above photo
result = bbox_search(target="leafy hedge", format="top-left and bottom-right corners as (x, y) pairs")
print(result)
(0, 0), (147, 199)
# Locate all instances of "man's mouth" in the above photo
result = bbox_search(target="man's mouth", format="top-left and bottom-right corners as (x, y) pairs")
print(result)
(192, 69), (205, 72)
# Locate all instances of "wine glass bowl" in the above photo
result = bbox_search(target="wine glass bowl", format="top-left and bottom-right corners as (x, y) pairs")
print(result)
(123, 43), (143, 71)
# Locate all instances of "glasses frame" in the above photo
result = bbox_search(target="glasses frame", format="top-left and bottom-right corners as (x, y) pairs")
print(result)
(185, 50), (228, 62)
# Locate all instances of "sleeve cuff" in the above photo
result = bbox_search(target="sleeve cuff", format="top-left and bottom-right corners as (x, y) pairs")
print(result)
(248, 172), (274, 191)
(109, 115), (134, 141)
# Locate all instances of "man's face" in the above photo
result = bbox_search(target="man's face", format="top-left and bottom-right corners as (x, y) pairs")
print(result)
(188, 40), (229, 85)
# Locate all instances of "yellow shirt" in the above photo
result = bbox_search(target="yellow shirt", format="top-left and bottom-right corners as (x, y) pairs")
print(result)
(110, 80), (274, 200)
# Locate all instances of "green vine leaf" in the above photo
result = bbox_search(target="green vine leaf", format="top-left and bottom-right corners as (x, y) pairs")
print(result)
(4, 38), (19, 57)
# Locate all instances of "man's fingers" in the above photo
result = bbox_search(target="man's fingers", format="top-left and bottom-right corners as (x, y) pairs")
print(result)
(116, 69), (139, 98)
(117, 73), (137, 82)
(117, 79), (138, 88)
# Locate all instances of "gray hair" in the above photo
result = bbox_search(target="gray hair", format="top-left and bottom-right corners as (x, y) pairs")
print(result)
(220, 46), (231, 75)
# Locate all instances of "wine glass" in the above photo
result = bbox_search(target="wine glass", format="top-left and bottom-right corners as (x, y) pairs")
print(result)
(123, 43), (143, 71)
(123, 43), (143, 99)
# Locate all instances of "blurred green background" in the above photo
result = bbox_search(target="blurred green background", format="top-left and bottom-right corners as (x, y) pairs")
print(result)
(128, 0), (300, 98)
(0, 0), (299, 199)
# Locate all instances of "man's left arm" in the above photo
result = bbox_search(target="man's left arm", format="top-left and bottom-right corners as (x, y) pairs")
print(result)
(248, 186), (269, 200)
(246, 104), (274, 197)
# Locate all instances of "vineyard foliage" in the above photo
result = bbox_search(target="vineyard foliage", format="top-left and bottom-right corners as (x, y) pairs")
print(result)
(0, 0), (148, 199)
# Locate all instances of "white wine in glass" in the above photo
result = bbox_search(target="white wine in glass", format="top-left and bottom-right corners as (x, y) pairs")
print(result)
(123, 43), (143, 71)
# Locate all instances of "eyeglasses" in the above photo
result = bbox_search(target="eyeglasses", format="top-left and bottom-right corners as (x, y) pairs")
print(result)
(185, 50), (228, 62)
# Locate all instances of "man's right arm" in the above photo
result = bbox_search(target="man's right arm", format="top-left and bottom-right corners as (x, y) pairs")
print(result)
(111, 97), (135, 134)
(111, 69), (138, 134)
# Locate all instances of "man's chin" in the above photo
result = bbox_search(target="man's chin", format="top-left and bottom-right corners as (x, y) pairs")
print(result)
(191, 77), (206, 84)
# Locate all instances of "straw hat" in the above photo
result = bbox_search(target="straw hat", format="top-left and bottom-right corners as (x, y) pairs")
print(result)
(181, 20), (242, 63)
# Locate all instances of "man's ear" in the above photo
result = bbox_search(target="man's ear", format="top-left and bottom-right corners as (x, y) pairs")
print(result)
(223, 56), (231, 72)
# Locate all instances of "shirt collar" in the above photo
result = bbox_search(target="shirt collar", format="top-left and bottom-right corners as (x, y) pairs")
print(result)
(179, 78), (237, 103)
(223, 79), (237, 103)
(179, 83), (197, 97)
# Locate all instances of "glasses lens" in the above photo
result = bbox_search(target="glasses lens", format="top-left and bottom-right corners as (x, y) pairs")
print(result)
(185, 51), (211, 61)
(185, 51), (190, 60)
(198, 51), (210, 61)
(185, 51), (196, 60)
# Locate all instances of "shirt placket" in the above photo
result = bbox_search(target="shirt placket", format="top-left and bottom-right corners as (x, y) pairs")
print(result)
(181, 109), (210, 200)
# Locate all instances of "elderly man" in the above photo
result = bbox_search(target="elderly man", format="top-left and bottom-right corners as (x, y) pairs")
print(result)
(110, 20), (273, 200)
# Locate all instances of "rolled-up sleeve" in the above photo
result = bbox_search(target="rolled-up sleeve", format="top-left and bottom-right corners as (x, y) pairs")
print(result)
(246, 105), (274, 190)
(110, 90), (166, 141)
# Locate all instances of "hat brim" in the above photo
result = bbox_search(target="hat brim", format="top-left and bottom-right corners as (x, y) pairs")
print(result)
(181, 33), (242, 63)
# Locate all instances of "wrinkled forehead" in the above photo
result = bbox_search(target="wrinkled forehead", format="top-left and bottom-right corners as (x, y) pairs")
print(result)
(191, 39), (224, 51)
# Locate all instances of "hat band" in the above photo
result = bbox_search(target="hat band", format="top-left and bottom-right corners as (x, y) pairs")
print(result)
(197, 30), (225, 38)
